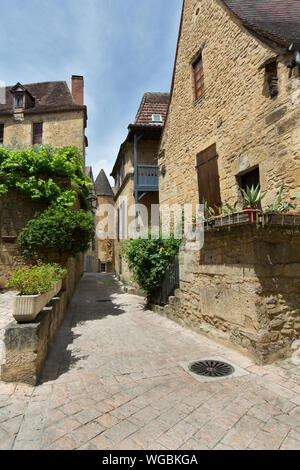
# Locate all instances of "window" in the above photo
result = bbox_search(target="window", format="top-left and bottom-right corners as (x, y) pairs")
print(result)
(237, 167), (262, 209)
(33, 123), (43, 145)
(118, 201), (126, 240)
(14, 93), (24, 109)
(240, 167), (260, 192)
(193, 54), (204, 100)
(152, 114), (162, 123)
(196, 144), (221, 211)
(265, 61), (278, 97)
(120, 157), (125, 183)
(0, 124), (3, 144)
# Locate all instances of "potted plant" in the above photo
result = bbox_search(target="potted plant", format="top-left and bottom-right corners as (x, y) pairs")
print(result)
(287, 191), (300, 215)
(263, 185), (300, 225)
(6, 263), (67, 323)
(241, 184), (267, 222)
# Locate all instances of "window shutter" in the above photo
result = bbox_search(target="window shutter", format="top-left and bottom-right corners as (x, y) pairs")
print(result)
(196, 144), (221, 210)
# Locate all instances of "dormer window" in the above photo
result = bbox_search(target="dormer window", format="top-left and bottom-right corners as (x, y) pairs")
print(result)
(152, 114), (162, 123)
(14, 93), (24, 109)
(11, 83), (35, 111)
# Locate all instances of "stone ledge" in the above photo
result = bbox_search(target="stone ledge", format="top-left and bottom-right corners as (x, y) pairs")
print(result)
(1, 290), (67, 385)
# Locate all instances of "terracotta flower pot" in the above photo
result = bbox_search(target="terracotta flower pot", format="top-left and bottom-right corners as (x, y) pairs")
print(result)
(243, 206), (257, 222)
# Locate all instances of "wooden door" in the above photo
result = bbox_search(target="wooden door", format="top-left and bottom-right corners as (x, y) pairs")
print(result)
(196, 144), (221, 211)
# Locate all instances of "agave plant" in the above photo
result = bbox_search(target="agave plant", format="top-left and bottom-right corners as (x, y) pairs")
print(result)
(241, 184), (267, 208)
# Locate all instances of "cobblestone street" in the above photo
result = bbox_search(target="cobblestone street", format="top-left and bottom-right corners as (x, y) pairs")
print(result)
(0, 273), (299, 450)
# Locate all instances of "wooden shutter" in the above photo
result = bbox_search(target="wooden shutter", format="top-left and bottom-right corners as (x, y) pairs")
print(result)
(196, 144), (221, 210)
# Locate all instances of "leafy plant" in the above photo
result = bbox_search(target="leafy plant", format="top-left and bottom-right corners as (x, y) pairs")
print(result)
(121, 233), (181, 302)
(264, 184), (298, 213)
(0, 145), (91, 207)
(6, 263), (67, 295)
(241, 184), (267, 208)
(224, 201), (239, 214)
(18, 207), (95, 260)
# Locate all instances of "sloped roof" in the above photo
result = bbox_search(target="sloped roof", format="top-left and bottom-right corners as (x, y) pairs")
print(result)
(134, 92), (170, 126)
(222, 0), (300, 48)
(0, 81), (86, 114)
(95, 169), (114, 197)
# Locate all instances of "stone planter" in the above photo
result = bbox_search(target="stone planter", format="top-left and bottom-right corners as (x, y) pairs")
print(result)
(13, 279), (63, 323)
(13, 292), (49, 323)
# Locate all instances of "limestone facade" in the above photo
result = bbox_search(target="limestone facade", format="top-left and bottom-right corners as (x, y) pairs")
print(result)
(1, 110), (86, 155)
(156, 0), (300, 362)
(159, 0), (300, 209)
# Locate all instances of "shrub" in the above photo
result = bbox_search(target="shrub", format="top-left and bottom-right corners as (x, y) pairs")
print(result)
(6, 263), (67, 295)
(18, 207), (95, 260)
(121, 234), (181, 301)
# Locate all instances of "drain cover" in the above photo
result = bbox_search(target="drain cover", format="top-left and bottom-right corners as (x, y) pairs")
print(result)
(189, 360), (234, 377)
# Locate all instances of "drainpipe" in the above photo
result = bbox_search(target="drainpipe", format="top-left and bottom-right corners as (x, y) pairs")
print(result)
(134, 133), (142, 229)
(288, 43), (300, 71)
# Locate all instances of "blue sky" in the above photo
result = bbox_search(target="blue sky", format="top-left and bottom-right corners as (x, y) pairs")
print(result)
(0, 0), (182, 183)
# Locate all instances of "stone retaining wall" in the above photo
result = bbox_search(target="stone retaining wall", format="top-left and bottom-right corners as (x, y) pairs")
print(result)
(154, 223), (300, 364)
(0, 255), (83, 385)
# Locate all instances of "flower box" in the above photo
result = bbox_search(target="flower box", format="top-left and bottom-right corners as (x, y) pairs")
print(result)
(13, 292), (49, 323)
(262, 213), (300, 226)
(13, 280), (63, 323)
(213, 211), (257, 227)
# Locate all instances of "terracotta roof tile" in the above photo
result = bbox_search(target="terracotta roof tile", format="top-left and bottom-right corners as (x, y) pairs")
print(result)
(134, 92), (170, 126)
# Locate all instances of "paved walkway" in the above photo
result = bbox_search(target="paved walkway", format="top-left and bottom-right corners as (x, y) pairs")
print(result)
(0, 273), (299, 450)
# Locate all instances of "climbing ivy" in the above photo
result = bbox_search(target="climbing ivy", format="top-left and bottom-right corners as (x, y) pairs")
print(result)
(0, 145), (91, 206)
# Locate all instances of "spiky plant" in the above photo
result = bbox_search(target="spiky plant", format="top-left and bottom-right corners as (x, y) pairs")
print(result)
(241, 184), (267, 208)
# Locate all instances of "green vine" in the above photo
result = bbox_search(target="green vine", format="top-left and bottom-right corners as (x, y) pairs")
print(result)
(0, 145), (91, 206)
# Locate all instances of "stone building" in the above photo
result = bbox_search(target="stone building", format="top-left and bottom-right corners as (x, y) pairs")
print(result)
(111, 92), (169, 284)
(157, 0), (300, 363)
(0, 75), (87, 156)
(94, 169), (114, 273)
(0, 76), (88, 285)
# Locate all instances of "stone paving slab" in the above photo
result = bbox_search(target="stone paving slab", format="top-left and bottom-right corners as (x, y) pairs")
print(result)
(0, 274), (299, 450)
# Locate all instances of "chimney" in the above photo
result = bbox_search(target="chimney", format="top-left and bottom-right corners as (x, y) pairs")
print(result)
(72, 75), (84, 105)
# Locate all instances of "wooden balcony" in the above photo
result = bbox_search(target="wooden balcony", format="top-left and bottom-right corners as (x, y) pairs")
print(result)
(135, 164), (159, 192)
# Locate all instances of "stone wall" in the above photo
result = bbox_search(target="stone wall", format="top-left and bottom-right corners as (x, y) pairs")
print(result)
(1, 110), (86, 156)
(0, 184), (78, 287)
(1, 254), (83, 385)
(159, 0), (300, 210)
(155, 223), (300, 364)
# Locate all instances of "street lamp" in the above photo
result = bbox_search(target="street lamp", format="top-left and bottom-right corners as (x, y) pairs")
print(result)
(86, 193), (98, 213)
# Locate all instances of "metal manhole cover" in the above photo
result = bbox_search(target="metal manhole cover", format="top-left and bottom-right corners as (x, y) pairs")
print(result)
(189, 360), (235, 377)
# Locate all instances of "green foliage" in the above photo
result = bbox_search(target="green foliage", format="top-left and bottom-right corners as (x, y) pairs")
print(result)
(0, 145), (91, 207)
(18, 207), (95, 259)
(121, 234), (181, 301)
(241, 184), (267, 207)
(6, 263), (67, 295)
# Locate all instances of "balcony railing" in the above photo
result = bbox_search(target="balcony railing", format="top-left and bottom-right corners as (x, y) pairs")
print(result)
(136, 165), (159, 191)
